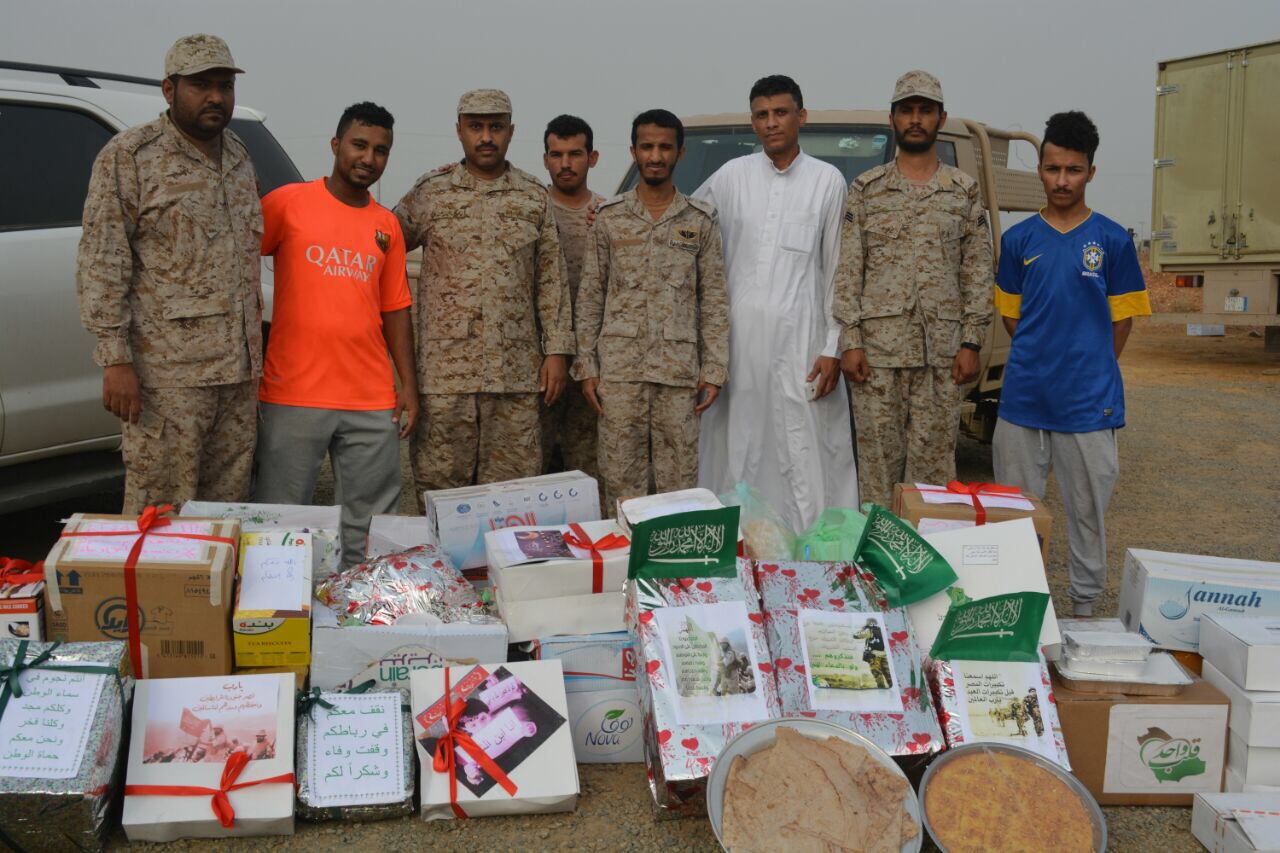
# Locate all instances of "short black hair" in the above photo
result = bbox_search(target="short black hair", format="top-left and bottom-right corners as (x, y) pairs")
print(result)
(1041, 110), (1099, 165)
(336, 101), (394, 140)
(749, 75), (804, 110)
(631, 109), (683, 149)
(544, 114), (594, 152)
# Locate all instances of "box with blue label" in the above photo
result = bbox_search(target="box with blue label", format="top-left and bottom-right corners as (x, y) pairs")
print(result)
(529, 632), (636, 693)
(1119, 549), (1280, 652)
(425, 471), (600, 570)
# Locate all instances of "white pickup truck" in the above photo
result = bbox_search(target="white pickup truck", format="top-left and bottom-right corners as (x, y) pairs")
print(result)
(0, 61), (303, 511)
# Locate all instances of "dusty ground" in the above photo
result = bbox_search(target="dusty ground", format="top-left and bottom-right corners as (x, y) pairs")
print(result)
(4, 320), (1277, 852)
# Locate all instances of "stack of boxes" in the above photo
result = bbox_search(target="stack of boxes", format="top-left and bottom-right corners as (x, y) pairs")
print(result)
(1200, 614), (1280, 793)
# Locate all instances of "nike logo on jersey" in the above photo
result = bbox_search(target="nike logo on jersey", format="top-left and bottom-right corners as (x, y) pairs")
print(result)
(1023, 254), (1042, 266)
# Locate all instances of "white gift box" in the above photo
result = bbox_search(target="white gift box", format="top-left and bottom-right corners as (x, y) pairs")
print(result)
(310, 599), (508, 690)
(1202, 615), (1280, 692)
(1119, 550), (1280, 653)
(425, 471), (600, 570)
(1232, 731), (1280, 787)
(616, 488), (722, 534)
(1204, 660), (1280, 749)
(911, 519), (1062, 656)
(366, 515), (437, 558)
(181, 501), (342, 582)
(528, 631), (635, 693)
(565, 686), (644, 763)
(1228, 766), (1280, 794)
(122, 672), (295, 841)
(486, 520), (629, 642)
(412, 660), (579, 819)
(1193, 793), (1280, 853)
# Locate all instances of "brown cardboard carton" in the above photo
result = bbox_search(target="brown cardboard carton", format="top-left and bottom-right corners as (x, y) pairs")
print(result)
(892, 482), (1053, 562)
(42, 513), (238, 679)
(1052, 670), (1228, 805)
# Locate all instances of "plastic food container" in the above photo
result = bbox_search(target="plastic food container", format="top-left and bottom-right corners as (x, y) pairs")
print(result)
(707, 717), (922, 853)
(1062, 630), (1154, 662)
(920, 742), (1106, 853)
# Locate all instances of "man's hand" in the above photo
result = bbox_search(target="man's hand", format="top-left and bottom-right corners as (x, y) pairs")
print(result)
(695, 381), (720, 415)
(951, 348), (980, 385)
(539, 355), (569, 405)
(840, 348), (871, 384)
(103, 364), (142, 423)
(392, 388), (419, 439)
(581, 377), (603, 416)
(806, 356), (841, 400)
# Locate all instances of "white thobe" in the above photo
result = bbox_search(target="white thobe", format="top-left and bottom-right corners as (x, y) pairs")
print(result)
(694, 151), (858, 532)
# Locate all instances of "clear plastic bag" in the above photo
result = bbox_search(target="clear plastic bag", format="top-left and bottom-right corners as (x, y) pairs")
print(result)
(718, 481), (797, 560)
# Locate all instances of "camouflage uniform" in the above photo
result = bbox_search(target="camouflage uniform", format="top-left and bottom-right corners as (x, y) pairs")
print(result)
(541, 196), (602, 477)
(572, 190), (730, 510)
(77, 37), (262, 513)
(1025, 689), (1044, 736)
(854, 622), (892, 689)
(834, 161), (993, 507)
(394, 155), (572, 494)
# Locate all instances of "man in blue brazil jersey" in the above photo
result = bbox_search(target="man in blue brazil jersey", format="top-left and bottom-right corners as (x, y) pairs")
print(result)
(992, 111), (1150, 617)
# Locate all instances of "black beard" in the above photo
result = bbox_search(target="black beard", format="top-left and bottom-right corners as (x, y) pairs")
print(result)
(641, 173), (668, 186)
(895, 128), (938, 154)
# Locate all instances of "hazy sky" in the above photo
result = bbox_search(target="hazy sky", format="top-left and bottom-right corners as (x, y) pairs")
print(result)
(7, 1), (1278, 234)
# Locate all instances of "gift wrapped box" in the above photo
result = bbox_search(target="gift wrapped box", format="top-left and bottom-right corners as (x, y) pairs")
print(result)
(425, 471), (601, 570)
(181, 501), (342, 582)
(0, 558), (45, 642)
(42, 510), (239, 679)
(122, 672), (295, 841)
(0, 639), (131, 853)
(295, 685), (414, 821)
(626, 508), (781, 816)
(893, 481), (1053, 562)
(412, 660), (579, 819)
(233, 530), (313, 668)
(486, 520), (629, 642)
(756, 560), (944, 767)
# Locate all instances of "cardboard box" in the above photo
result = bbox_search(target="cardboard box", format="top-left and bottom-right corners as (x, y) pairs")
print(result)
(486, 520), (629, 642)
(180, 501), (341, 582)
(233, 531), (312, 668)
(122, 672), (295, 841)
(1052, 672), (1228, 805)
(528, 631), (636, 693)
(0, 578), (44, 642)
(565, 686), (644, 763)
(1202, 614), (1280, 692)
(893, 482), (1053, 562)
(1231, 730), (1280, 787)
(1193, 792), (1280, 853)
(43, 513), (238, 679)
(366, 514), (436, 558)
(425, 471), (600, 570)
(310, 599), (508, 690)
(1204, 660), (1280, 748)
(1119, 550), (1280, 653)
(412, 661), (579, 819)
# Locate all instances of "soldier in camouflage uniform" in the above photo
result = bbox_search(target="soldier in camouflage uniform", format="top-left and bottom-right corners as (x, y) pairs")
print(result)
(77, 34), (262, 513)
(1024, 687), (1044, 736)
(834, 71), (993, 508)
(854, 618), (892, 689)
(574, 110), (729, 510)
(540, 114), (603, 477)
(394, 90), (573, 494)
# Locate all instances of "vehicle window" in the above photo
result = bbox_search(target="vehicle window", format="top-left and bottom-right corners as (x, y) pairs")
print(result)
(938, 140), (957, 167)
(229, 118), (304, 197)
(0, 103), (114, 231)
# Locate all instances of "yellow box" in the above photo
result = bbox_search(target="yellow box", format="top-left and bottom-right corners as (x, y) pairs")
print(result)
(233, 530), (312, 667)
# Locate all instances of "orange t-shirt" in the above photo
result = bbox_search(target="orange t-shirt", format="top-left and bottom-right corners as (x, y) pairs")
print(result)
(259, 179), (411, 410)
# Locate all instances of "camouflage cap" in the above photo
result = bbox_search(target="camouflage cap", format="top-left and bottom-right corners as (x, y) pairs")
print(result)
(891, 70), (943, 105)
(164, 34), (244, 77)
(457, 88), (512, 116)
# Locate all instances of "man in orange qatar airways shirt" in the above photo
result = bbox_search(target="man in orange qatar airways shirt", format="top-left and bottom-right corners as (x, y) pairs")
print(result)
(254, 102), (416, 566)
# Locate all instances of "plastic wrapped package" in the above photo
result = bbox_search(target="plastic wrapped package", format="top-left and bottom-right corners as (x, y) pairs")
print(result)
(718, 482), (795, 560)
(0, 640), (132, 852)
(315, 545), (484, 626)
(795, 507), (868, 562)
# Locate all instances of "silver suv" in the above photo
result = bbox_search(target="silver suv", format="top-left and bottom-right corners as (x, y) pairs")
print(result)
(0, 62), (303, 510)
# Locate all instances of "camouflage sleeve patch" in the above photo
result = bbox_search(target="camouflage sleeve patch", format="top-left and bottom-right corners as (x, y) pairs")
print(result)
(844, 210), (855, 223)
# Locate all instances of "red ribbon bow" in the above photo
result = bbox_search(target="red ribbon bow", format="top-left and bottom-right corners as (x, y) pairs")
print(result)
(430, 667), (518, 819)
(0, 558), (44, 589)
(563, 524), (629, 594)
(125, 750), (294, 828)
(58, 504), (235, 677)
(942, 481), (1023, 526)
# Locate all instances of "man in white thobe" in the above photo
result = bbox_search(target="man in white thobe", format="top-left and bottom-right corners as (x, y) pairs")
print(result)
(694, 75), (857, 532)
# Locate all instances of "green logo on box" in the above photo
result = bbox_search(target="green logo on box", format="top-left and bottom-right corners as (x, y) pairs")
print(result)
(1138, 727), (1206, 783)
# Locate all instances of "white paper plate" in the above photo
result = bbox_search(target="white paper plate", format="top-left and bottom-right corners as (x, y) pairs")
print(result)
(706, 717), (923, 853)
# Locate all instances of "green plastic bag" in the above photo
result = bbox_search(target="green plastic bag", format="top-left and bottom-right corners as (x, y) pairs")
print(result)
(929, 591), (1051, 662)
(853, 504), (958, 607)
(796, 507), (868, 562)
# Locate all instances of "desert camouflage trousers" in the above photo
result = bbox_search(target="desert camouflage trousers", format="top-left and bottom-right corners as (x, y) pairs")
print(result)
(850, 365), (961, 509)
(540, 378), (598, 478)
(411, 392), (541, 495)
(596, 380), (698, 512)
(120, 380), (257, 514)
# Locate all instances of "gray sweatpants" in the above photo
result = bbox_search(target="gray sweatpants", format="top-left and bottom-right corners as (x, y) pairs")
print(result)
(254, 403), (402, 567)
(992, 418), (1119, 607)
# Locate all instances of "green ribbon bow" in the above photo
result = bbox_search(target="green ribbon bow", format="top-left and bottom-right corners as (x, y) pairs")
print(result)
(0, 640), (122, 720)
(296, 679), (381, 720)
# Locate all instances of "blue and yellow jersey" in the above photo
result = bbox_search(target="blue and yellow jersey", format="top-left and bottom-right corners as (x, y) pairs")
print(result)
(994, 211), (1150, 433)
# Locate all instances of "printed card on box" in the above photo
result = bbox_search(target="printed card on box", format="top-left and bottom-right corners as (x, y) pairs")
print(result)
(1103, 703), (1228, 795)
(306, 693), (405, 807)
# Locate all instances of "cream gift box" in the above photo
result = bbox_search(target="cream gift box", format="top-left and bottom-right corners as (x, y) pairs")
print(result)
(485, 520), (629, 642)
(1201, 614), (1280, 692)
(1203, 660), (1280, 749)
(412, 660), (578, 819)
(181, 501), (342, 582)
(122, 672), (295, 841)
(1230, 731), (1280, 787)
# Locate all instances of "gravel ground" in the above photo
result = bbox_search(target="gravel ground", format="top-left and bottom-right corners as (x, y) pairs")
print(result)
(3, 320), (1276, 852)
